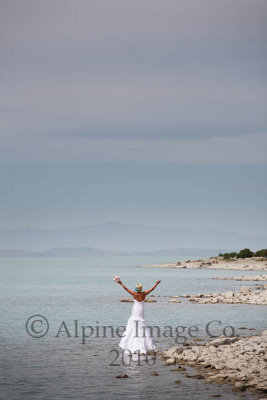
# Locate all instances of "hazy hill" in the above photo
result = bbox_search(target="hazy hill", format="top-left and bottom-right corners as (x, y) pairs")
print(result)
(0, 221), (266, 252)
(0, 246), (220, 258)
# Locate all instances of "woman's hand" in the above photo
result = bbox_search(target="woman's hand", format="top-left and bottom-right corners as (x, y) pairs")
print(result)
(156, 280), (161, 285)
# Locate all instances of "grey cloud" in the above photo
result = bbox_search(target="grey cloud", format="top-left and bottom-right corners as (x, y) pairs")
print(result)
(0, 0), (266, 147)
(0, 130), (266, 164)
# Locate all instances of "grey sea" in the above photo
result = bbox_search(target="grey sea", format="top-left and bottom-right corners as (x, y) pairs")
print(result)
(1, 256), (266, 400)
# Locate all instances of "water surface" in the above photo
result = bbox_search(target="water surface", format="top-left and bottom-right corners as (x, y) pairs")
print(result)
(0, 257), (266, 399)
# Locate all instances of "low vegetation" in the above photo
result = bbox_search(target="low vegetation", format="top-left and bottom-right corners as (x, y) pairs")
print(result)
(218, 248), (267, 260)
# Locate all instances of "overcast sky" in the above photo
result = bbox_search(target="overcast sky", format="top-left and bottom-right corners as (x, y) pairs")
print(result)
(0, 0), (266, 234)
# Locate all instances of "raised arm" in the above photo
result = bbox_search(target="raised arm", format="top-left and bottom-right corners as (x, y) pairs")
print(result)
(118, 280), (134, 296)
(145, 280), (161, 295)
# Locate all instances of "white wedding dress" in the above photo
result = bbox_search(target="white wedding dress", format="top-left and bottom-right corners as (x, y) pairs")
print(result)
(119, 299), (156, 354)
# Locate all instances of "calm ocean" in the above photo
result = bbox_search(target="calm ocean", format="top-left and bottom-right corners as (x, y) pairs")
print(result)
(1, 256), (266, 400)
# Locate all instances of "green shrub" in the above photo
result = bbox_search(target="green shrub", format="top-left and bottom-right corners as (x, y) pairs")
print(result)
(219, 248), (266, 259)
(237, 248), (254, 258)
(223, 253), (231, 260)
(218, 251), (237, 259)
(229, 252), (237, 258)
(254, 249), (267, 258)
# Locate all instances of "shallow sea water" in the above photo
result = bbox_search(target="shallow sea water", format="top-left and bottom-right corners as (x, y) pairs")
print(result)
(0, 256), (266, 400)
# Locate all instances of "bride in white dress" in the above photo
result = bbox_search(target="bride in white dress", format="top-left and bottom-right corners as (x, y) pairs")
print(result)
(116, 279), (161, 355)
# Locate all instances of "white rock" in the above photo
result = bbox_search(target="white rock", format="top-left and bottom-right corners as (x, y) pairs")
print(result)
(166, 357), (176, 365)
(168, 298), (181, 303)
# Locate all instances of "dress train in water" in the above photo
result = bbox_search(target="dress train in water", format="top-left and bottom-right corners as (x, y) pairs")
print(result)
(119, 299), (156, 354)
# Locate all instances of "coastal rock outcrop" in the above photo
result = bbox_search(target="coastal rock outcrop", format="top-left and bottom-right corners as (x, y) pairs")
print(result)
(213, 274), (267, 281)
(143, 257), (267, 271)
(161, 331), (267, 393)
(168, 298), (181, 303)
(180, 286), (267, 305)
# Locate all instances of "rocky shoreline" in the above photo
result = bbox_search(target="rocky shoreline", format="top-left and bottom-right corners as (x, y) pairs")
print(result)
(120, 284), (267, 305)
(120, 297), (157, 302)
(213, 274), (267, 281)
(143, 256), (267, 271)
(160, 331), (267, 394)
(179, 285), (267, 305)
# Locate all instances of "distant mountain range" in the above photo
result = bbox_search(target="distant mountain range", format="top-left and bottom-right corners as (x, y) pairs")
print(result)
(0, 247), (127, 258)
(0, 247), (220, 258)
(0, 221), (266, 254)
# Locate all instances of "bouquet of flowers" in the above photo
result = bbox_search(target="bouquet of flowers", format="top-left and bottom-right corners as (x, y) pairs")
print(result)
(113, 275), (120, 283)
